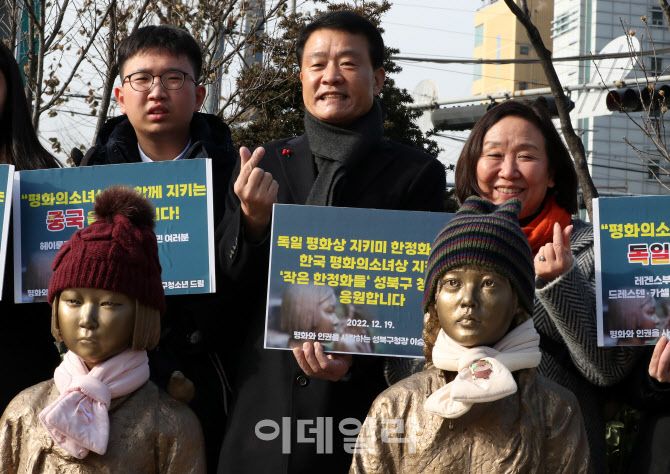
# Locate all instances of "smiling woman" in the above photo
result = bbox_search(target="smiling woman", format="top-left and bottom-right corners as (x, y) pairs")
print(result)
(455, 101), (577, 226)
(475, 116), (555, 220)
(453, 100), (638, 473)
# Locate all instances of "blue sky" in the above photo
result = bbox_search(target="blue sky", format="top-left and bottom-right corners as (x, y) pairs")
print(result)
(383, 1), (477, 169)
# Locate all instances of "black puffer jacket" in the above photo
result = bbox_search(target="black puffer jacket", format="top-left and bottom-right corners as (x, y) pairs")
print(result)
(78, 112), (237, 473)
(79, 112), (236, 224)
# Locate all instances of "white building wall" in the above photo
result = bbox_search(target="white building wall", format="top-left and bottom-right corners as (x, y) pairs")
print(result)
(554, 0), (670, 197)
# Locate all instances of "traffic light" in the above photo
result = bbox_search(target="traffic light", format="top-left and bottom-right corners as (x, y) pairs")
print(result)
(606, 83), (670, 112)
(431, 95), (574, 131)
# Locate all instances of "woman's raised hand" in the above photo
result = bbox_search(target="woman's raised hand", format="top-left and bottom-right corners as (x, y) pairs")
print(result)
(535, 222), (574, 282)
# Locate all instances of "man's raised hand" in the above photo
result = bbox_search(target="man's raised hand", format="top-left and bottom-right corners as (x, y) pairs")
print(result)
(234, 146), (278, 241)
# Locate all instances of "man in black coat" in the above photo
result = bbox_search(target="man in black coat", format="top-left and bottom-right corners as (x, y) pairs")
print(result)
(216, 11), (446, 474)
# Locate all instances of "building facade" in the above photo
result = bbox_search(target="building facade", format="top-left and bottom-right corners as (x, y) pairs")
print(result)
(472, 0), (670, 198)
(552, 0), (670, 196)
(473, 0), (554, 95)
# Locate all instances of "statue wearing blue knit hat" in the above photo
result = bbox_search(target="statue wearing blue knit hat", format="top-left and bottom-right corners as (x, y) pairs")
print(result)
(350, 196), (591, 473)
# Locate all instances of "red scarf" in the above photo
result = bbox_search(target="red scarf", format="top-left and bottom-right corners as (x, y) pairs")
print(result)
(522, 195), (572, 254)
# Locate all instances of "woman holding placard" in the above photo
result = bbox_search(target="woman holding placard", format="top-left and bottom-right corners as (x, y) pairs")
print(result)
(452, 99), (637, 473)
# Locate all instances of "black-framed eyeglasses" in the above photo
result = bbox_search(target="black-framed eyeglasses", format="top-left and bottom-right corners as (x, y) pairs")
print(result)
(123, 70), (196, 92)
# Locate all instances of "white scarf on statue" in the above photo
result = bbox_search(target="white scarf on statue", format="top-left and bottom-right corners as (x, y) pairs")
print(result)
(424, 318), (541, 419)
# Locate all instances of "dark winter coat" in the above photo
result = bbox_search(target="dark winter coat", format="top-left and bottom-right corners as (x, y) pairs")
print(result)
(216, 133), (446, 474)
(79, 112), (237, 473)
(80, 112), (236, 225)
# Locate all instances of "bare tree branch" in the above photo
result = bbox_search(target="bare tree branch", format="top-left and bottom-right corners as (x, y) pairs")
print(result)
(131, 0), (154, 32)
(604, 17), (670, 190)
(504, 0), (599, 219)
(38, 0), (114, 116)
(659, 0), (670, 29)
(44, 0), (70, 50)
(94, 0), (118, 137)
(31, 0), (46, 128)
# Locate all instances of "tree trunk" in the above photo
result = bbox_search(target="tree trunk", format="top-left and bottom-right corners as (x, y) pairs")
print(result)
(504, 0), (599, 219)
(659, 0), (670, 28)
(32, 0), (46, 131)
(94, 0), (118, 140)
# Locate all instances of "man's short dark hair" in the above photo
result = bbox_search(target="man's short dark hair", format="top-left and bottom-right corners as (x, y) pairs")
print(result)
(296, 11), (385, 70)
(117, 25), (202, 81)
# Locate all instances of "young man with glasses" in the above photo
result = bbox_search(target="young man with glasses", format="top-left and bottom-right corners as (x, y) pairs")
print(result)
(76, 25), (235, 473)
(78, 25), (235, 223)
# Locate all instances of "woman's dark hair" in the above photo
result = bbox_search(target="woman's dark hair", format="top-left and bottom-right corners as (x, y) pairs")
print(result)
(454, 99), (578, 214)
(0, 42), (60, 170)
(296, 10), (385, 70)
(117, 25), (203, 81)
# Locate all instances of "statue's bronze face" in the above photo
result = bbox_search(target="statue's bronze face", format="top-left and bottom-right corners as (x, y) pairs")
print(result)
(58, 288), (135, 369)
(436, 266), (516, 347)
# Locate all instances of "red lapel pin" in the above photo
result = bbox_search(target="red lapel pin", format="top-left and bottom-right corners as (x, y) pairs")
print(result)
(282, 148), (291, 157)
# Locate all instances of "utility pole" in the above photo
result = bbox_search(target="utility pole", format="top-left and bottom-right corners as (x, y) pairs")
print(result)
(243, 0), (265, 67)
(204, 35), (226, 115)
(204, 1), (266, 114)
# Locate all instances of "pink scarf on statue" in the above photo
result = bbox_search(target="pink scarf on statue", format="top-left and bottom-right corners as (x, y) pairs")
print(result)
(39, 349), (150, 459)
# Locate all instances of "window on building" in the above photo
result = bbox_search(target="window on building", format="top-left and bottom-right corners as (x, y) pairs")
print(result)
(647, 160), (669, 180)
(475, 24), (484, 47)
(551, 9), (579, 38)
(652, 7), (664, 26)
(474, 63), (482, 78)
(645, 155), (670, 181)
(518, 82), (529, 90)
(520, 45), (529, 55)
(651, 57), (664, 75)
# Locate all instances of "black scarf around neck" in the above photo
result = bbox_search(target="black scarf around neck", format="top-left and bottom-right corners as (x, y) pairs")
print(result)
(304, 100), (384, 206)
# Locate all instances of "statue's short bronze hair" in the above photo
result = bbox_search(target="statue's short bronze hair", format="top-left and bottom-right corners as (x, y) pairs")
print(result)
(51, 293), (161, 351)
(422, 266), (530, 368)
(280, 284), (335, 335)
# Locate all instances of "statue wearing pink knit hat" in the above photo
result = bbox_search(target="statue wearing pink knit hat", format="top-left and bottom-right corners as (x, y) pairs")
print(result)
(0, 186), (205, 473)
